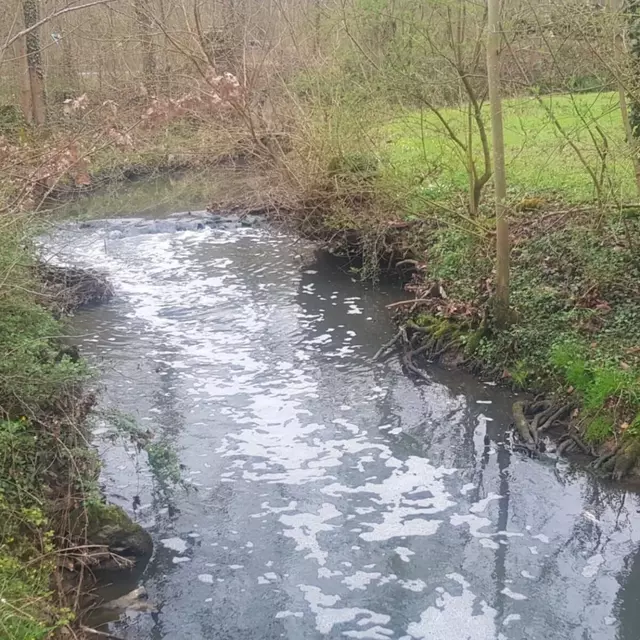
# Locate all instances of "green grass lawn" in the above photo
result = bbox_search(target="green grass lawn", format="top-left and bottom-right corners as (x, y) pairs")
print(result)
(380, 91), (638, 207)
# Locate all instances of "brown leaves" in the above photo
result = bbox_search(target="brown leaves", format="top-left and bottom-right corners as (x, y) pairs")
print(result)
(62, 93), (88, 116)
(141, 70), (244, 130)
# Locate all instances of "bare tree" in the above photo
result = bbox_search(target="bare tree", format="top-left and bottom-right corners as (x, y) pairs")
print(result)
(22, 0), (46, 125)
(134, 0), (157, 92)
(487, 0), (510, 323)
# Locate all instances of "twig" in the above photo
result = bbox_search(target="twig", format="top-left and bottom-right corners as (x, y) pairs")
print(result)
(386, 299), (429, 309)
(80, 627), (125, 640)
(2, 1), (117, 53)
(373, 329), (403, 361)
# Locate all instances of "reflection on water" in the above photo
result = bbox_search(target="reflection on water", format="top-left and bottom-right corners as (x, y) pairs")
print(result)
(43, 212), (640, 640)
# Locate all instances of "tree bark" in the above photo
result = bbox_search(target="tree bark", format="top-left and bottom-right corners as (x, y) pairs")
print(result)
(612, 0), (640, 195)
(15, 36), (33, 124)
(134, 0), (157, 93)
(22, 0), (46, 125)
(487, 0), (510, 324)
(627, 0), (640, 139)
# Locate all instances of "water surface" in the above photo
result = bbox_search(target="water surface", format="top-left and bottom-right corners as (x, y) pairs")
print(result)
(45, 208), (640, 640)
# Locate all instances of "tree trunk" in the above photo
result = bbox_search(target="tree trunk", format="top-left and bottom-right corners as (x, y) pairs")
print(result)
(60, 30), (79, 95)
(487, 0), (510, 324)
(134, 0), (157, 93)
(15, 36), (33, 124)
(628, 0), (640, 139)
(22, 0), (46, 125)
(612, 0), (640, 195)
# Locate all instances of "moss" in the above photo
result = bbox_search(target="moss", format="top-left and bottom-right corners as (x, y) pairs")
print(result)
(585, 416), (614, 445)
(613, 440), (640, 481)
(83, 503), (152, 559)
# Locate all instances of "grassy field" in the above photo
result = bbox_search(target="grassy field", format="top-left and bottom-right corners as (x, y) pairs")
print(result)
(380, 91), (637, 207)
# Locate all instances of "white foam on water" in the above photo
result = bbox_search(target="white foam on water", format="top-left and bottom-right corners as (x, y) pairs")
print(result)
(299, 585), (391, 636)
(532, 533), (550, 544)
(582, 554), (605, 578)
(275, 611), (304, 619)
(279, 503), (342, 566)
(395, 547), (415, 562)
(342, 572), (382, 591)
(343, 627), (395, 639)
(501, 587), (528, 601)
(160, 537), (188, 554)
(407, 573), (497, 640)
(399, 579), (427, 593)
(469, 493), (502, 514)
(323, 457), (456, 542)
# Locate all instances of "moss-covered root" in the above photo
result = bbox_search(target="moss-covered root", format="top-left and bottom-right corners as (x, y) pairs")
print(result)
(612, 440), (640, 482)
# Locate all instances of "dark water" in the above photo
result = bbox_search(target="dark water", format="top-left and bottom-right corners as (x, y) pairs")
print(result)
(44, 212), (640, 640)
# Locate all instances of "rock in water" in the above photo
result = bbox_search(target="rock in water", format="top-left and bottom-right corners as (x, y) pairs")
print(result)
(102, 586), (156, 613)
(82, 503), (153, 561)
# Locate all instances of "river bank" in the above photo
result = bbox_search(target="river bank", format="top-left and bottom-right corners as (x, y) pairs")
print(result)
(0, 220), (154, 638)
(280, 187), (640, 482)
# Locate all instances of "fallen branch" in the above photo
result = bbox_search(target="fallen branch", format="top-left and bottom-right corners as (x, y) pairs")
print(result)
(373, 329), (403, 361)
(386, 299), (430, 309)
(80, 627), (125, 640)
(403, 350), (429, 380)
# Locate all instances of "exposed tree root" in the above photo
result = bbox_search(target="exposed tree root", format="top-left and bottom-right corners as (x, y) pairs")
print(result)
(513, 401), (535, 445)
(538, 404), (573, 433)
(375, 311), (640, 482)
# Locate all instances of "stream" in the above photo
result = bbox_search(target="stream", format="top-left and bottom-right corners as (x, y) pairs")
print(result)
(44, 181), (640, 640)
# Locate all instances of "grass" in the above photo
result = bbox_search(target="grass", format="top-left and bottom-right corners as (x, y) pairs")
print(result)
(379, 91), (637, 207)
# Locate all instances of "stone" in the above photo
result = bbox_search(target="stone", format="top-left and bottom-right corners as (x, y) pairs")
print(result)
(84, 503), (153, 559)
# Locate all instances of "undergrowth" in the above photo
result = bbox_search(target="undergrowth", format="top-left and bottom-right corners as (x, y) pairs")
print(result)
(414, 209), (640, 450)
(0, 221), (91, 638)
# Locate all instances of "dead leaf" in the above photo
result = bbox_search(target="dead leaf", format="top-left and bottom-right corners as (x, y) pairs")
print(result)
(621, 422), (630, 432)
(621, 361), (631, 371)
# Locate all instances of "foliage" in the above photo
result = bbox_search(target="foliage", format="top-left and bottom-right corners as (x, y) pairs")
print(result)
(0, 227), (93, 637)
(100, 410), (184, 496)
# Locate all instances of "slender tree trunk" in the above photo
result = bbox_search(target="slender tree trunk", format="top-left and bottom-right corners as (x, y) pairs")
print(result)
(628, 0), (640, 139)
(60, 30), (79, 94)
(22, 0), (46, 125)
(487, 0), (510, 324)
(134, 0), (157, 93)
(15, 36), (33, 124)
(612, 0), (640, 195)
